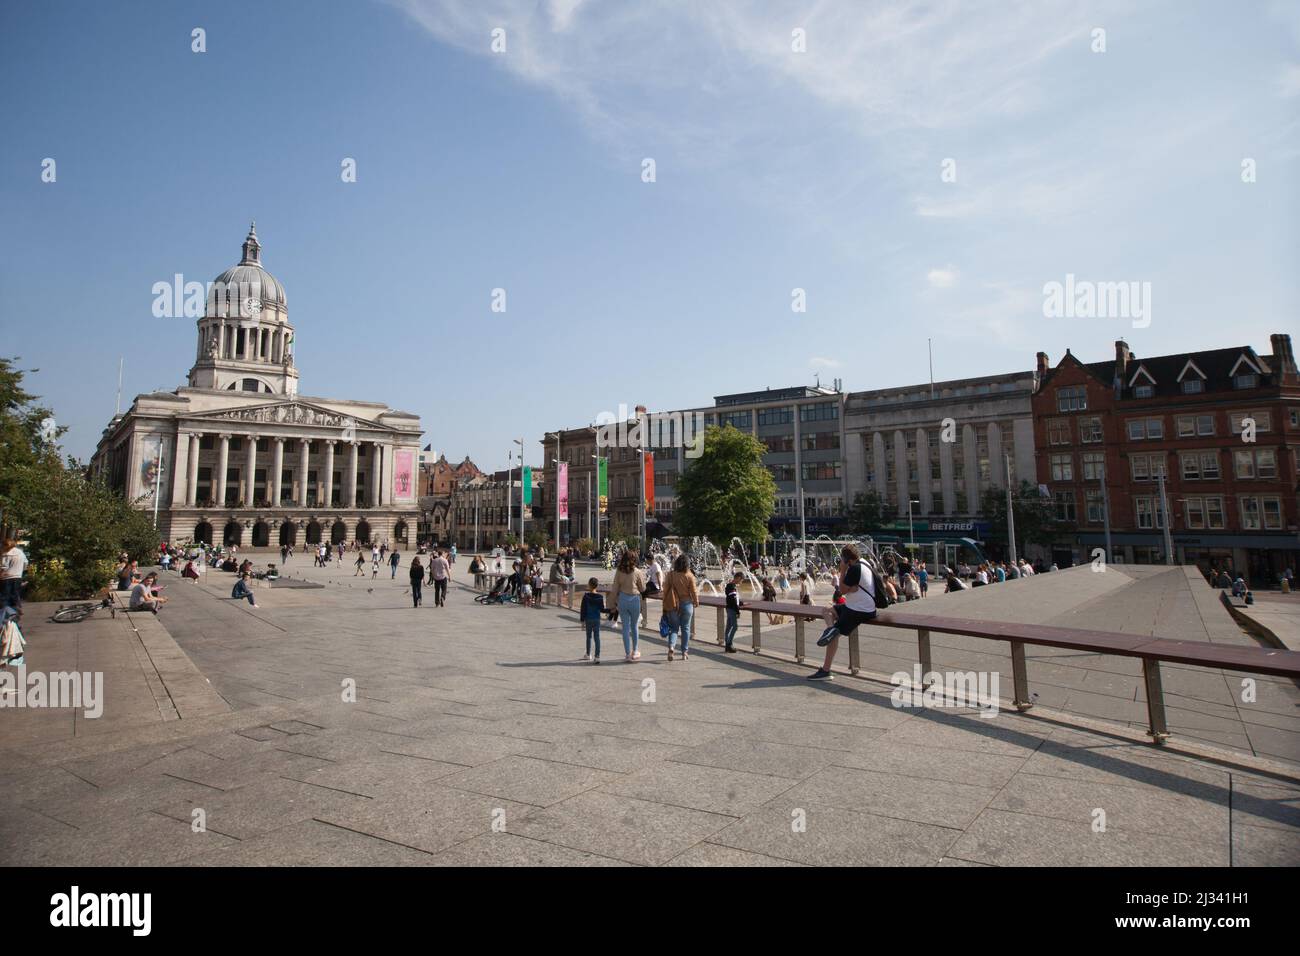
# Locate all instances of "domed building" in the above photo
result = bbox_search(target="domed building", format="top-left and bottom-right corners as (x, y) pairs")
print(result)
(89, 225), (424, 552)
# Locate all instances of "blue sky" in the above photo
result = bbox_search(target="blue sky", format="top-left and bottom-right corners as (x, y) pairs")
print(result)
(2, 0), (1297, 471)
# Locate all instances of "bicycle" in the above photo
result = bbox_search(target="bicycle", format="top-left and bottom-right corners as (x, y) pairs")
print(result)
(51, 594), (115, 623)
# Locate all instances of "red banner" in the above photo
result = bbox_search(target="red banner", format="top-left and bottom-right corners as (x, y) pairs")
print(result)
(644, 452), (654, 512)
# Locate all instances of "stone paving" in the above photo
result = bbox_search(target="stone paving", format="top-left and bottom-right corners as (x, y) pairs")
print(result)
(1, 556), (1297, 866)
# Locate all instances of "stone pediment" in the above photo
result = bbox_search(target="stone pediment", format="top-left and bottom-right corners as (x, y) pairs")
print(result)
(190, 400), (378, 430)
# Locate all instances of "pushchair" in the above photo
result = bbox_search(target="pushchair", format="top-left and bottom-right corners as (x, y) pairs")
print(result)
(475, 576), (516, 605)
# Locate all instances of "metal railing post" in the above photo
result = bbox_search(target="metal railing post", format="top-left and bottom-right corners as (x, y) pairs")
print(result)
(1142, 658), (1170, 743)
(1010, 641), (1033, 711)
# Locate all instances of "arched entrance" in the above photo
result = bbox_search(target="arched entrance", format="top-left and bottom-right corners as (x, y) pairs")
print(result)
(194, 521), (213, 545)
(356, 519), (372, 544)
(305, 520), (322, 545)
(394, 520), (408, 544)
(223, 521), (242, 547)
(279, 521), (297, 547)
(252, 521), (270, 547)
(330, 520), (348, 545)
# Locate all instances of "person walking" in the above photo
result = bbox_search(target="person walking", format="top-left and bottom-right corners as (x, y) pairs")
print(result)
(354, 551), (366, 576)
(389, 549), (401, 579)
(662, 555), (699, 661)
(1, 538), (28, 618)
(371, 554), (380, 579)
(429, 549), (450, 607)
(409, 555), (424, 607)
(723, 570), (743, 653)
(610, 550), (646, 661)
(578, 577), (604, 662)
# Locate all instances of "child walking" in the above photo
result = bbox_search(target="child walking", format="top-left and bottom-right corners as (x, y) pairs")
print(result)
(579, 578), (604, 663)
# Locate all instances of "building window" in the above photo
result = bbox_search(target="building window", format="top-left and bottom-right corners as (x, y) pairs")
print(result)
(1239, 496), (1261, 530)
(1056, 386), (1087, 412)
(1234, 373), (1259, 389)
(1181, 379), (1204, 394)
(757, 406), (793, 426)
(799, 402), (839, 423)
(1234, 450), (1255, 479)
(1047, 419), (1070, 445)
(1049, 454), (1073, 482)
(801, 461), (841, 481)
(1084, 489), (1103, 524)
(1134, 384), (1154, 399)
(1135, 496), (1164, 529)
(763, 434), (794, 453)
(801, 431), (840, 451)
(1054, 490), (1076, 521)
(1127, 417), (1163, 440)
(1229, 411), (1271, 434)
(1176, 414), (1216, 437)
(1200, 452), (1220, 480)
(720, 410), (751, 430)
(1081, 452), (1105, 481)
(1184, 496), (1226, 530)
(1262, 497), (1282, 529)
(1079, 417), (1103, 443)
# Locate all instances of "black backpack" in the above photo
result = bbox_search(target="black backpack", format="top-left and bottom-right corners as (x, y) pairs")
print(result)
(861, 561), (893, 609)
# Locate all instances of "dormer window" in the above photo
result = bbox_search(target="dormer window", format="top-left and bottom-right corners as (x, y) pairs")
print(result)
(1134, 384), (1154, 399)
(1182, 379), (1204, 394)
(1234, 373), (1258, 389)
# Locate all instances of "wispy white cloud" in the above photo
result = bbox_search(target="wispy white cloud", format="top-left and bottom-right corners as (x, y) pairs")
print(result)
(927, 266), (958, 289)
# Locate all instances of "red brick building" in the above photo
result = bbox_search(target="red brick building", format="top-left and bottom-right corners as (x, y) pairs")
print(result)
(419, 454), (482, 496)
(1032, 334), (1299, 585)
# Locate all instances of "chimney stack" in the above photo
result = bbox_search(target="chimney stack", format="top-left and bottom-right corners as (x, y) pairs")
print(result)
(1035, 352), (1049, 378)
(1115, 339), (1132, 374)
(1270, 333), (1296, 379)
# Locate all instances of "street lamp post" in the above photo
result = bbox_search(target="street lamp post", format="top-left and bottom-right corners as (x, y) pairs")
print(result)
(591, 454), (602, 555)
(152, 452), (166, 530)
(474, 487), (480, 553)
(908, 498), (920, 549)
(1157, 471), (1174, 566)
(1100, 462), (1113, 566)
(512, 438), (524, 549)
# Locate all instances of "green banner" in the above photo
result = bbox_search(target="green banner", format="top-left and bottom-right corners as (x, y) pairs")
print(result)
(522, 465), (532, 505)
(597, 457), (608, 497)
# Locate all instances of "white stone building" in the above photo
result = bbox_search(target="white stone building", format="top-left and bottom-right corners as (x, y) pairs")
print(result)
(89, 225), (424, 551)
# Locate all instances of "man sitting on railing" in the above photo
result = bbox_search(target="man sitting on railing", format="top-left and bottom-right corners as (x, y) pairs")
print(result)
(811, 545), (878, 681)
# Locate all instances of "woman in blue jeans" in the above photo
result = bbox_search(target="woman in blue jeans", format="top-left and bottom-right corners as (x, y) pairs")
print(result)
(662, 555), (699, 661)
(610, 550), (646, 661)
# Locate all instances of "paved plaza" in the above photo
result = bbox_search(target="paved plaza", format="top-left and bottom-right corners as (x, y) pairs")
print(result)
(2, 557), (1298, 866)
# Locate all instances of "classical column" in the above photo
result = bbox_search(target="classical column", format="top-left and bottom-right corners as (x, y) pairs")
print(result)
(346, 442), (359, 508)
(170, 431), (189, 507)
(917, 427), (933, 516)
(298, 439), (310, 506)
(893, 429), (908, 516)
(187, 432), (201, 506)
(872, 433), (888, 499)
(322, 441), (335, 507)
(271, 437), (285, 506)
(939, 430), (956, 515)
(369, 442), (383, 507)
(962, 424), (980, 514)
(217, 434), (231, 507)
(245, 434), (258, 506)
(988, 422), (1004, 489)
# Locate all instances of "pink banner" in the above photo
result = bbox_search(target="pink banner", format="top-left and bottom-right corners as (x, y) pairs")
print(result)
(393, 450), (413, 499)
(558, 462), (569, 520)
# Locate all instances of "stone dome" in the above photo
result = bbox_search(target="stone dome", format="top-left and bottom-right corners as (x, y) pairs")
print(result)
(205, 222), (286, 316)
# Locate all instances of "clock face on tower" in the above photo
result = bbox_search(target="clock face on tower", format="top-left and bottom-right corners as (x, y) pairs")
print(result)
(241, 297), (263, 317)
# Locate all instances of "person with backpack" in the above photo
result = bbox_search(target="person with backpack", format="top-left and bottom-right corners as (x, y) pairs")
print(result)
(811, 545), (882, 681)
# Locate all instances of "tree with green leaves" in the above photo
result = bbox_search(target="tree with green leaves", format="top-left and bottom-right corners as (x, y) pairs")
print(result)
(1, 357), (158, 598)
(979, 480), (1064, 555)
(672, 425), (776, 546)
(846, 489), (887, 534)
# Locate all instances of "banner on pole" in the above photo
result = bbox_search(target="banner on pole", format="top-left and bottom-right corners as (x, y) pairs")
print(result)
(522, 466), (532, 505)
(557, 463), (568, 520)
(644, 452), (654, 512)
